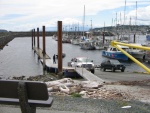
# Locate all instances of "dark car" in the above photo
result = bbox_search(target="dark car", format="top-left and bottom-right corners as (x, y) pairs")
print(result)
(100, 59), (126, 72)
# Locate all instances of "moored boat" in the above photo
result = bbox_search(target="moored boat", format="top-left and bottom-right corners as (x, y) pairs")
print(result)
(146, 29), (150, 41)
(102, 45), (129, 61)
(94, 41), (105, 50)
(128, 43), (146, 60)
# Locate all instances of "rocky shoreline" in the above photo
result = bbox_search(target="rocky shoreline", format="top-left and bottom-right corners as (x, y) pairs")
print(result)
(5, 74), (149, 103)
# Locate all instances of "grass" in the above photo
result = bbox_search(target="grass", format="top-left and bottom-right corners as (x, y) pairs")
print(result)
(71, 93), (82, 98)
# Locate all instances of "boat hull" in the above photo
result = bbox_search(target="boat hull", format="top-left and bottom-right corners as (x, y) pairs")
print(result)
(102, 50), (129, 61)
(146, 34), (150, 41)
(129, 52), (146, 60)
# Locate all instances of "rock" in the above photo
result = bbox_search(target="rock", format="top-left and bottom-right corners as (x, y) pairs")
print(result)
(81, 81), (102, 88)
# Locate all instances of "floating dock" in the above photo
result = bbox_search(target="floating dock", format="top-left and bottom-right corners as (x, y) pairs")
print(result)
(33, 46), (104, 83)
(33, 47), (50, 59)
(40, 58), (104, 83)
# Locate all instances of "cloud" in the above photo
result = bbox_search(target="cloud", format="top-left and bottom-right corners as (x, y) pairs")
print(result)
(0, 0), (150, 31)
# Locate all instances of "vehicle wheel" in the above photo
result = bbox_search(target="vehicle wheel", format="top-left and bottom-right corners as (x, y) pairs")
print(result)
(103, 68), (106, 71)
(112, 67), (115, 72)
(121, 69), (124, 72)
(91, 69), (95, 74)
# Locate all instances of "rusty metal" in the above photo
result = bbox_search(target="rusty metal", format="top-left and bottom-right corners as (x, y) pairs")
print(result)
(37, 28), (40, 48)
(57, 21), (63, 73)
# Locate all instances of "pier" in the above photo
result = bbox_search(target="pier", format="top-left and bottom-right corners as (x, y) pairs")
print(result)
(31, 21), (104, 83)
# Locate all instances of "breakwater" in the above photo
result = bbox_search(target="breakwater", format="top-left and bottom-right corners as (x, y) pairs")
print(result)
(0, 30), (114, 50)
(0, 32), (15, 49)
(9, 31), (115, 37)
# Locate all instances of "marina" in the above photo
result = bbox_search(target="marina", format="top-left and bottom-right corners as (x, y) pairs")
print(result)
(1, 1), (150, 112)
(34, 41), (104, 82)
(0, 34), (150, 79)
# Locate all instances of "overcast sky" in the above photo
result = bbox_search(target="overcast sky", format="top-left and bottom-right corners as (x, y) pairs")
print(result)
(0, 0), (150, 31)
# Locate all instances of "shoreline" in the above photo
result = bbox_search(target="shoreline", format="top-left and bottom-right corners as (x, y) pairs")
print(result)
(2, 72), (150, 104)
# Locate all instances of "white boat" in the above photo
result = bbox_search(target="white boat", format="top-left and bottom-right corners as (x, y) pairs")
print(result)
(128, 43), (146, 60)
(71, 37), (80, 45)
(94, 41), (105, 50)
(80, 40), (95, 50)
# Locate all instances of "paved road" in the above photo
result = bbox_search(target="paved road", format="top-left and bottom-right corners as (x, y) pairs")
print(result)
(94, 68), (150, 82)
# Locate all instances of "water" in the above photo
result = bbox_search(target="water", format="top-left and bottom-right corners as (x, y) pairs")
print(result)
(0, 36), (150, 79)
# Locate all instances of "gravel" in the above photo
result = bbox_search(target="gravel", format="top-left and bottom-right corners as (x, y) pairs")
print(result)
(41, 96), (150, 113)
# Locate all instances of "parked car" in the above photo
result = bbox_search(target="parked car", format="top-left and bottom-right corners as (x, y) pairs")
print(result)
(100, 59), (126, 72)
(68, 57), (95, 73)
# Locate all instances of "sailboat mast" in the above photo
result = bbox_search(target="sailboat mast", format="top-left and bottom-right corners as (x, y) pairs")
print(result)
(83, 5), (85, 36)
(135, 1), (137, 26)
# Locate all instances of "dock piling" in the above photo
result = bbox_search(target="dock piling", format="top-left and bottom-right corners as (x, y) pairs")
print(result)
(37, 28), (40, 49)
(42, 26), (46, 74)
(32, 29), (33, 49)
(57, 21), (63, 78)
(33, 29), (35, 48)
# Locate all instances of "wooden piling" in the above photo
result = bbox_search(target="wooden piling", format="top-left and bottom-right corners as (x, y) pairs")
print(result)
(103, 32), (105, 44)
(42, 26), (46, 74)
(42, 26), (46, 54)
(32, 29), (33, 49)
(33, 29), (35, 47)
(37, 28), (40, 48)
(57, 21), (63, 74)
(134, 34), (136, 43)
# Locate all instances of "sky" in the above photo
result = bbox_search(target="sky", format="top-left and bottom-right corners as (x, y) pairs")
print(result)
(0, 0), (150, 31)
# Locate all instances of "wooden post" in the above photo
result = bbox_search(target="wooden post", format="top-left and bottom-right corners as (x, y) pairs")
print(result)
(134, 34), (136, 43)
(33, 29), (35, 48)
(42, 26), (46, 54)
(32, 29), (33, 49)
(103, 32), (105, 44)
(42, 26), (46, 74)
(37, 28), (40, 49)
(57, 21), (63, 75)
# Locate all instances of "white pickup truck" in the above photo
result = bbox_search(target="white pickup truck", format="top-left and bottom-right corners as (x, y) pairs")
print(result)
(68, 57), (95, 74)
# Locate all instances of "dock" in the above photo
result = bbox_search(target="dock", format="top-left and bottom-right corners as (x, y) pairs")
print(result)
(32, 24), (104, 83)
(34, 47), (104, 83)
(39, 58), (104, 83)
(33, 47), (50, 59)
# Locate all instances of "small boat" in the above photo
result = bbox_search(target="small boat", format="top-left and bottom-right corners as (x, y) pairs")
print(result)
(94, 41), (105, 50)
(128, 43), (146, 60)
(71, 37), (80, 45)
(146, 29), (150, 41)
(80, 39), (95, 50)
(102, 45), (129, 61)
(55, 53), (66, 59)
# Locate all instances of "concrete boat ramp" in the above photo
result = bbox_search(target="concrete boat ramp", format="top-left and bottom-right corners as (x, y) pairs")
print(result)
(75, 68), (104, 83)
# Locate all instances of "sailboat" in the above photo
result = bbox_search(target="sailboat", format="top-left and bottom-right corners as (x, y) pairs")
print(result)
(79, 5), (95, 50)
